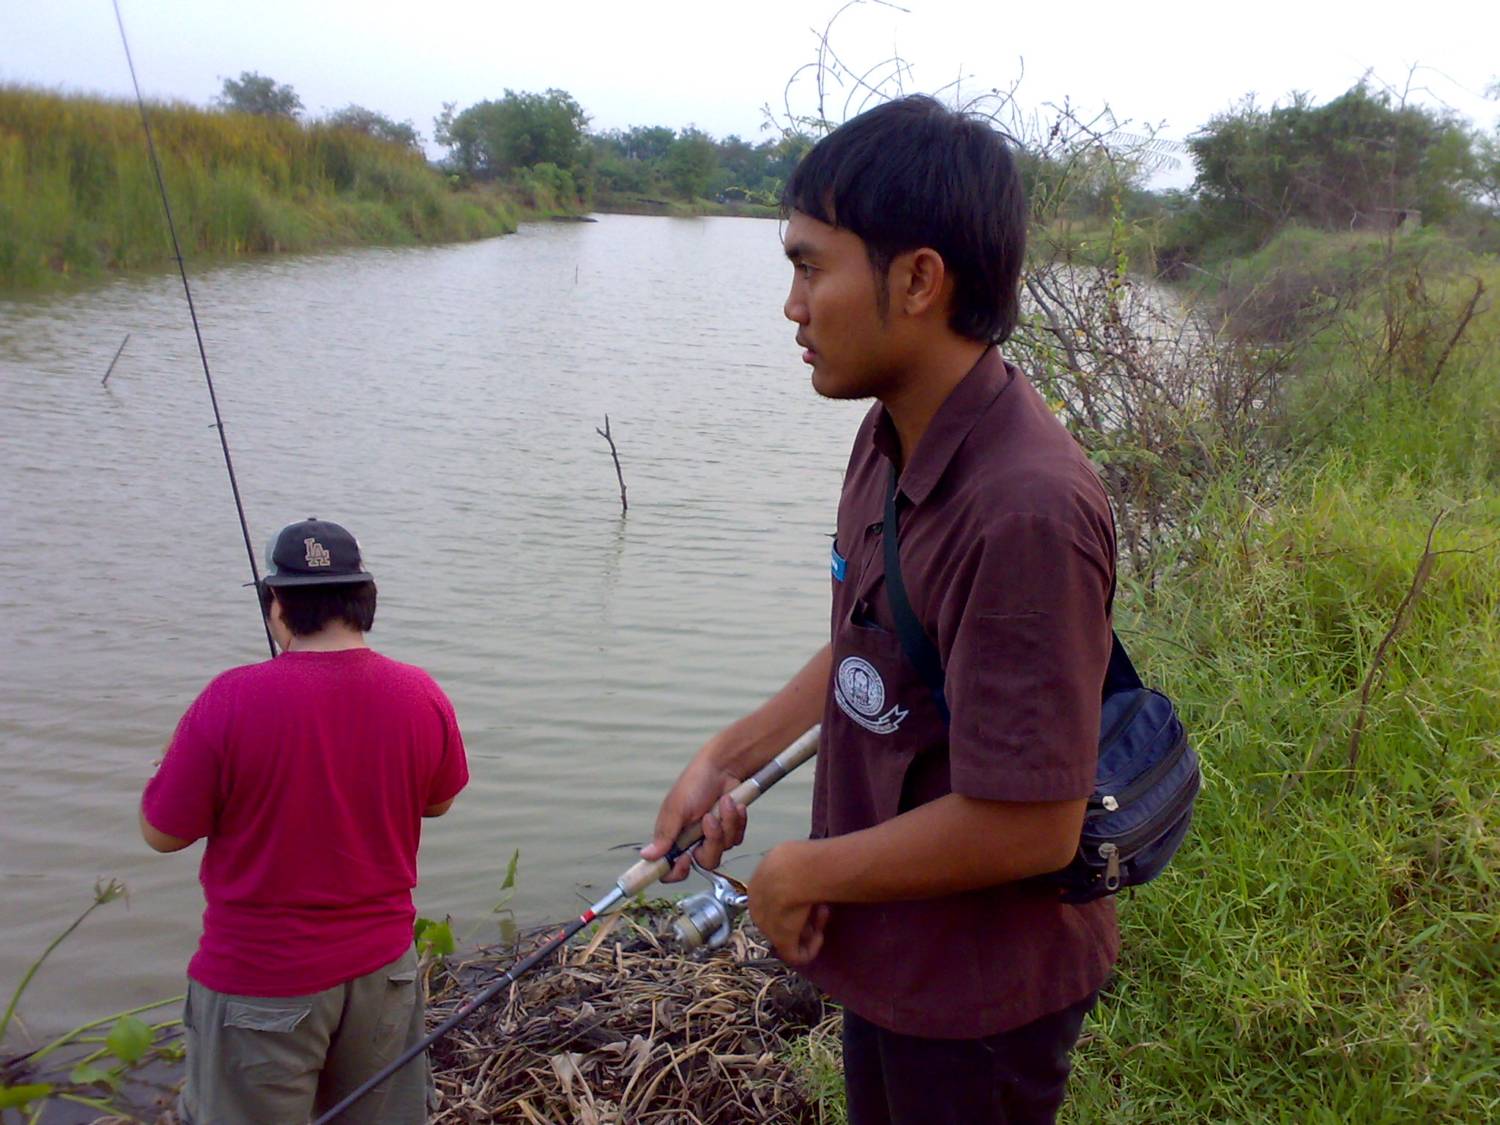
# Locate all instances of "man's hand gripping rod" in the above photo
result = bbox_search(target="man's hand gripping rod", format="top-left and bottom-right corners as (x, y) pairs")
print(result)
(312, 726), (820, 1125)
(609, 725), (820, 913)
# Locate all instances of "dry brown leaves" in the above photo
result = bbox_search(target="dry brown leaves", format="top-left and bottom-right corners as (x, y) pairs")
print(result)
(426, 910), (834, 1124)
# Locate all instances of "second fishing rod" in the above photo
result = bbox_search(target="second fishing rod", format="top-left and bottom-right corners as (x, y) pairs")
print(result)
(113, 0), (275, 657)
(311, 724), (821, 1125)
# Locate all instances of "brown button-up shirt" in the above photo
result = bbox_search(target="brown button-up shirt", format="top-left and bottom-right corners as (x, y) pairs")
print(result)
(800, 346), (1119, 1038)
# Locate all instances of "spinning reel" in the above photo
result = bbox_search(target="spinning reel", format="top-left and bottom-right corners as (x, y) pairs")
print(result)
(670, 855), (750, 950)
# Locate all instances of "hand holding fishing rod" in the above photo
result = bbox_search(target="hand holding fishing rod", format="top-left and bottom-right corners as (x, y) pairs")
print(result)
(311, 725), (820, 1125)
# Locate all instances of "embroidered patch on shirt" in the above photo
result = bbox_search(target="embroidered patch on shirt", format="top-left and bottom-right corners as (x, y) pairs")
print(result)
(834, 656), (908, 734)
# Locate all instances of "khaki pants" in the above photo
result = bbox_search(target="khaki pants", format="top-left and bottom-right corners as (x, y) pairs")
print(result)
(180, 946), (429, 1125)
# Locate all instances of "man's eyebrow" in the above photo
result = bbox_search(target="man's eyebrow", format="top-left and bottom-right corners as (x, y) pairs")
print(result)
(783, 240), (814, 262)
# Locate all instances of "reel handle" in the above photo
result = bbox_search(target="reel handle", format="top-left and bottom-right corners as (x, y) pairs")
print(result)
(616, 725), (820, 896)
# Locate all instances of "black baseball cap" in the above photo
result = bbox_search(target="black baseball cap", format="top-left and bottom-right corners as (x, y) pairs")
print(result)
(261, 518), (373, 588)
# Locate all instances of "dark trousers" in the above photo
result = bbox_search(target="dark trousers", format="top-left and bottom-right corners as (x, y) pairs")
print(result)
(841, 990), (1098, 1125)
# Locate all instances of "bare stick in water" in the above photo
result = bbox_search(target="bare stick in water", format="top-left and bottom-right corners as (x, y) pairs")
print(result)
(596, 414), (628, 514)
(101, 333), (131, 386)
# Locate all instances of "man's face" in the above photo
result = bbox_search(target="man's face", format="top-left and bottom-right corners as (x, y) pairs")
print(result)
(782, 210), (900, 400)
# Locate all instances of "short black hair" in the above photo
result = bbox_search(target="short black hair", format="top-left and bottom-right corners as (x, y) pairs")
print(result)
(782, 95), (1027, 344)
(261, 581), (377, 637)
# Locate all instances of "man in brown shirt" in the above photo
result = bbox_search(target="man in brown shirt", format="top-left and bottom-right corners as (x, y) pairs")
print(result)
(644, 95), (1117, 1124)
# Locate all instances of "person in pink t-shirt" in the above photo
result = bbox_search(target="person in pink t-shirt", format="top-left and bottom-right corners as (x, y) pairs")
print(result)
(141, 518), (468, 1125)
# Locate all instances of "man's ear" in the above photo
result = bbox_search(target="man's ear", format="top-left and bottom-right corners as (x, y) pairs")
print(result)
(894, 247), (949, 319)
(264, 589), (290, 651)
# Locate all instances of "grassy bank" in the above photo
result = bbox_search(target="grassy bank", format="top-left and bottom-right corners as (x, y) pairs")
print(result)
(594, 190), (778, 220)
(1064, 368), (1498, 1120)
(0, 87), (523, 289)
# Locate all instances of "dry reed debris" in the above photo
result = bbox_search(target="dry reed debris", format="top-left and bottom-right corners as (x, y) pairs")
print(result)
(423, 909), (833, 1124)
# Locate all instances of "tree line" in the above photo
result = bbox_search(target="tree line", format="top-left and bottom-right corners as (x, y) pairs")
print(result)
(215, 72), (809, 207)
(431, 89), (815, 205)
(217, 69), (1500, 239)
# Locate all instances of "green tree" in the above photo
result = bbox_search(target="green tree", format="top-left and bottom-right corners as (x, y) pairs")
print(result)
(663, 127), (718, 199)
(435, 89), (589, 180)
(592, 148), (653, 194)
(589, 126), (679, 196)
(1473, 130), (1500, 209)
(617, 125), (676, 163)
(711, 133), (775, 197)
(1188, 83), (1477, 239)
(762, 131), (814, 187)
(216, 71), (302, 119)
(325, 104), (421, 151)
(585, 123), (812, 203)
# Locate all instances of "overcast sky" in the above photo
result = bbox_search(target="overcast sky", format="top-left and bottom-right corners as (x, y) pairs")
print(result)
(7, 0), (1498, 188)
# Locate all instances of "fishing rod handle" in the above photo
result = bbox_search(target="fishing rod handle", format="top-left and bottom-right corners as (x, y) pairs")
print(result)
(615, 724), (821, 896)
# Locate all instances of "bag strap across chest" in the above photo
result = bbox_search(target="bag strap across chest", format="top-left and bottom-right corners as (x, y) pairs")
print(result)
(882, 463), (1142, 718)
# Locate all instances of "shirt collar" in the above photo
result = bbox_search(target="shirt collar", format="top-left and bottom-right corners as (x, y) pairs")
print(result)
(871, 346), (1016, 507)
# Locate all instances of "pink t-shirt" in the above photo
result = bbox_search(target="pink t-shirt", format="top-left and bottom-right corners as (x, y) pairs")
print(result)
(142, 648), (468, 996)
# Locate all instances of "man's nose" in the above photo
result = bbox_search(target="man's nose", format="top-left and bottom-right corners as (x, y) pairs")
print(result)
(784, 283), (807, 324)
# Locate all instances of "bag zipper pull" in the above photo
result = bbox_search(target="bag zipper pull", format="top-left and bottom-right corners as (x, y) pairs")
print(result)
(1099, 842), (1121, 890)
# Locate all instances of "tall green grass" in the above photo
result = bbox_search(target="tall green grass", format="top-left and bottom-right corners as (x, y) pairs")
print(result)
(0, 86), (520, 288)
(1066, 259), (1500, 1119)
(1065, 450), (1498, 1121)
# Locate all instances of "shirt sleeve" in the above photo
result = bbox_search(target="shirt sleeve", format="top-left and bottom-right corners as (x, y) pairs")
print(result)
(426, 688), (469, 807)
(141, 685), (224, 841)
(940, 511), (1113, 803)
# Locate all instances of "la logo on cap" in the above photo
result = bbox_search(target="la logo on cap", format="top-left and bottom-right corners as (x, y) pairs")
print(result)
(304, 538), (332, 568)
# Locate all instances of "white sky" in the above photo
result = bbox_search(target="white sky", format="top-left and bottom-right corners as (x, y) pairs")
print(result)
(6, 0), (1498, 189)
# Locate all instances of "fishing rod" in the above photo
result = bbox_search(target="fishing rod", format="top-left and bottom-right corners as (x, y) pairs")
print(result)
(112, 0), (276, 659)
(312, 725), (821, 1125)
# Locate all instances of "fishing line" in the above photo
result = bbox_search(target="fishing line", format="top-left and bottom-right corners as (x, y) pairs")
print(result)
(112, 0), (276, 658)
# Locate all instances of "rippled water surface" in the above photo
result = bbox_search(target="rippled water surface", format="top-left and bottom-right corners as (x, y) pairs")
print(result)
(0, 215), (865, 1034)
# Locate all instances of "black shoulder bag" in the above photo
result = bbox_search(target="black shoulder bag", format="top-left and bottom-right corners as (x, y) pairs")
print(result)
(882, 466), (1200, 903)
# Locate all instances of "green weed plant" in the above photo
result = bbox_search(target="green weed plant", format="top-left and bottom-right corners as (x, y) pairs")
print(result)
(0, 879), (185, 1121)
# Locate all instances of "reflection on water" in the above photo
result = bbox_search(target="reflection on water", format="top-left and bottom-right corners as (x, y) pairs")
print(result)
(0, 215), (864, 1035)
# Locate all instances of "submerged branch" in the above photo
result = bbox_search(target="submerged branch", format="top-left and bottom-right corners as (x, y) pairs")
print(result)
(595, 415), (628, 515)
(100, 333), (131, 386)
